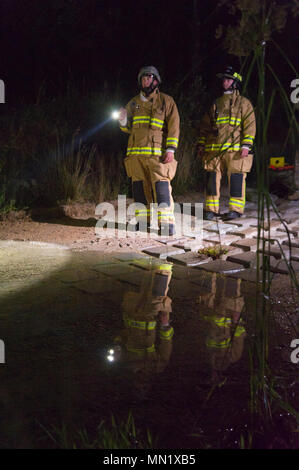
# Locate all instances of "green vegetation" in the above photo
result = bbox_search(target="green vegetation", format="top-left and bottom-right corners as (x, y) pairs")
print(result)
(217, 0), (299, 444)
(198, 246), (229, 259)
(38, 413), (155, 449)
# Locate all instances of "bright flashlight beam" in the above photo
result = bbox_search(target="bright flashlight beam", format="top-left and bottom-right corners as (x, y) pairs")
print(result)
(111, 111), (120, 120)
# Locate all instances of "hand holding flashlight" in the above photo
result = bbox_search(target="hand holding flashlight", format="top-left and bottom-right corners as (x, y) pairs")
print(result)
(118, 107), (127, 122)
(111, 107), (127, 125)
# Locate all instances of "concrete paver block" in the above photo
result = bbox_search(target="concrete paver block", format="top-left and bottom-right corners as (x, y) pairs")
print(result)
(112, 253), (149, 262)
(226, 227), (257, 239)
(218, 234), (242, 245)
(282, 239), (299, 249)
(256, 246), (292, 260)
(183, 241), (206, 252)
(227, 252), (260, 268)
(72, 277), (124, 294)
(167, 252), (211, 266)
(231, 239), (258, 251)
(54, 269), (100, 283)
(228, 269), (269, 283)
(131, 258), (172, 271)
(277, 227), (299, 238)
(194, 259), (246, 274)
(142, 245), (185, 259)
(157, 237), (189, 246)
(203, 223), (238, 234)
(269, 259), (299, 274)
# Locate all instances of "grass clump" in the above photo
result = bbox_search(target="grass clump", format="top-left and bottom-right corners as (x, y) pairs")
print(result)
(198, 246), (229, 260)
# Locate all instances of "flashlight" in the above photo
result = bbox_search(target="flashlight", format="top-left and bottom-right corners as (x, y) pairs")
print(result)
(111, 110), (120, 120)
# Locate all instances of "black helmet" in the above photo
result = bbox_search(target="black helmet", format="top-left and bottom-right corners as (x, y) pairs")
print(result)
(217, 66), (242, 90)
(137, 66), (161, 96)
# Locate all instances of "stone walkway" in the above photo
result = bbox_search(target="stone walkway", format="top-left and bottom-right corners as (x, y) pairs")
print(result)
(133, 198), (299, 281)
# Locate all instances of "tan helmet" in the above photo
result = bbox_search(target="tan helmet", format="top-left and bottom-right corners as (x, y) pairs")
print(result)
(137, 66), (162, 86)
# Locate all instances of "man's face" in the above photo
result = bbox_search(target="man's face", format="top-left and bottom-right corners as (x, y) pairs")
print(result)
(141, 74), (157, 89)
(222, 78), (234, 90)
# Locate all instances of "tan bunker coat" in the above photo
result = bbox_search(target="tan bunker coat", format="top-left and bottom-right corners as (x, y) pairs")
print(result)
(198, 90), (256, 214)
(120, 90), (180, 226)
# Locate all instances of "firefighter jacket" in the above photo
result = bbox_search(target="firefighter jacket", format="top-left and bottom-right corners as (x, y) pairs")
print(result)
(120, 90), (180, 157)
(198, 90), (256, 153)
(199, 276), (246, 375)
(118, 267), (173, 374)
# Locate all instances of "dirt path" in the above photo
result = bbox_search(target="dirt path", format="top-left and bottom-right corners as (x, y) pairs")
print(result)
(0, 202), (160, 253)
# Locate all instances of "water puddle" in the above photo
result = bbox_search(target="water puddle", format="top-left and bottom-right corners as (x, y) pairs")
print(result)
(0, 241), (297, 448)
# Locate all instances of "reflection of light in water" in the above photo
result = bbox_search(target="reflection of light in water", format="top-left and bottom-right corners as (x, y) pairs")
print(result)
(107, 348), (115, 362)
(0, 241), (71, 298)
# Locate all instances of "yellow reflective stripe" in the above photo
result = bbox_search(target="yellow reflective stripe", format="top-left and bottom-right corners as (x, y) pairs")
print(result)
(205, 143), (241, 151)
(235, 325), (246, 337)
(229, 201), (245, 206)
(132, 116), (164, 128)
(157, 264), (172, 271)
(198, 137), (206, 144)
(206, 338), (231, 348)
(166, 139), (178, 148)
(150, 123), (163, 129)
(217, 117), (229, 122)
(229, 117), (241, 124)
(166, 137), (179, 142)
(124, 317), (156, 330)
(133, 116), (150, 121)
(127, 345), (156, 354)
(159, 327), (174, 340)
(203, 315), (232, 327)
(135, 210), (148, 216)
(127, 147), (162, 156)
(229, 197), (245, 203)
(206, 201), (219, 206)
(151, 118), (164, 125)
(242, 134), (254, 144)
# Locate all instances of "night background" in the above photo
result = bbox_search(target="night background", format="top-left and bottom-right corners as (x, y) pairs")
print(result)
(0, 0), (299, 452)
(1, 0), (298, 209)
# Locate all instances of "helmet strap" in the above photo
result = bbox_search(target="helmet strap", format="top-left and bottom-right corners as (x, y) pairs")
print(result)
(140, 77), (159, 97)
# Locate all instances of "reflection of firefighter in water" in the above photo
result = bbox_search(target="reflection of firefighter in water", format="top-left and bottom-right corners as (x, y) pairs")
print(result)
(109, 263), (173, 398)
(197, 274), (246, 383)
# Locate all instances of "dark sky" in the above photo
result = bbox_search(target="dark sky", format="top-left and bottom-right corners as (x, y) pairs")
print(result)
(1, 0), (297, 105)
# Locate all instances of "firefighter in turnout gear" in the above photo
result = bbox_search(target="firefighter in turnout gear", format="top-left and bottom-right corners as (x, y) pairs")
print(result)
(118, 66), (180, 236)
(111, 263), (173, 399)
(197, 274), (246, 383)
(197, 66), (256, 220)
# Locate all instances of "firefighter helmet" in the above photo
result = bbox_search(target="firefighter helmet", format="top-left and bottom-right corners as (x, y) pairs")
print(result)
(216, 66), (242, 90)
(137, 66), (162, 86)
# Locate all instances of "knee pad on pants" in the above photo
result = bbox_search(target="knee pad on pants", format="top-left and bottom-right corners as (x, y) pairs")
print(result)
(155, 181), (170, 206)
(206, 171), (217, 196)
(133, 180), (147, 205)
(152, 273), (168, 297)
(230, 173), (243, 198)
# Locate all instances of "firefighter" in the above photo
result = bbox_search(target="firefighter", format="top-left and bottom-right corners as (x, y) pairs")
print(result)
(118, 66), (180, 236)
(198, 66), (256, 220)
(108, 263), (173, 399)
(197, 274), (246, 383)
